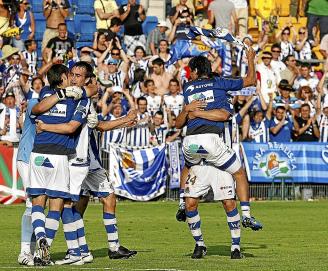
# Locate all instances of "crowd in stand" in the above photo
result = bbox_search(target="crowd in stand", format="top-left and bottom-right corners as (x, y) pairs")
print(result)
(0, 0), (328, 149)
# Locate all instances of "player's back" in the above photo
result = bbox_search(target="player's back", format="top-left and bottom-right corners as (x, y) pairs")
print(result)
(183, 76), (243, 135)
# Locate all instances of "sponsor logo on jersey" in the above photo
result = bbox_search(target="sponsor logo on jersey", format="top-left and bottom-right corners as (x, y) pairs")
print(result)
(188, 90), (214, 103)
(34, 156), (54, 168)
(44, 104), (67, 117)
(188, 144), (208, 154)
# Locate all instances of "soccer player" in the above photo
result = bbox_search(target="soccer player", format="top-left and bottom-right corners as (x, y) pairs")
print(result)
(27, 64), (87, 266)
(176, 48), (262, 257)
(184, 165), (244, 259)
(36, 62), (138, 261)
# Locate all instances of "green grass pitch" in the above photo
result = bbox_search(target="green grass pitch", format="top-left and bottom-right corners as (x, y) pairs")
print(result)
(0, 201), (327, 271)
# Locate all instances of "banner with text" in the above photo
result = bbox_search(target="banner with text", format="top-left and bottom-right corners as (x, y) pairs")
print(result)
(242, 142), (328, 183)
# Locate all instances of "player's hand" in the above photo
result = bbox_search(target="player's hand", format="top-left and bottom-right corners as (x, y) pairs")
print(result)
(65, 86), (83, 100)
(185, 100), (207, 112)
(35, 119), (44, 134)
(126, 109), (138, 122)
(87, 111), (98, 129)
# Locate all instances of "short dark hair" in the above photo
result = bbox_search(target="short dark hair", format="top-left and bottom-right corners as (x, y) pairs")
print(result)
(169, 78), (179, 85)
(137, 96), (147, 104)
(300, 62), (311, 69)
(271, 43), (281, 51)
(71, 61), (94, 79)
(133, 68), (146, 83)
(24, 39), (36, 50)
(283, 54), (295, 63)
(144, 79), (155, 88)
(276, 106), (286, 112)
(152, 57), (165, 67)
(134, 46), (146, 57)
(154, 110), (164, 118)
(58, 23), (67, 29)
(301, 103), (310, 110)
(262, 51), (273, 57)
(189, 55), (212, 77)
(110, 17), (122, 27)
(47, 64), (69, 89)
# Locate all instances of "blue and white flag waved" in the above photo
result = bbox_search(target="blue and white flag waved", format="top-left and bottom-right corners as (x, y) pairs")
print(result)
(108, 144), (167, 201)
(242, 142), (328, 183)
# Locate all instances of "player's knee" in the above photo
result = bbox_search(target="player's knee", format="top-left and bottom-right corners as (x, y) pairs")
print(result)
(222, 199), (236, 212)
(233, 167), (246, 180)
(185, 197), (198, 212)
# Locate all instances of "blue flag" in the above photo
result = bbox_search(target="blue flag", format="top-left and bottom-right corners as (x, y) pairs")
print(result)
(108, 144), (167, 201)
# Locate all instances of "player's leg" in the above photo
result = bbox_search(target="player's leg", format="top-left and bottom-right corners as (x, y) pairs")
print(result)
(56, 200), (84, 265)
(17, 161), (35, 266)
(176, 166), (189, 222)
(85, 169), (137, 259)
(185, 196), (207, 259)
(221, 199), (243, 259)
(31, 195), (51, 266)
(206, 137), (262, 231)
(72, 196), (93, 263)
(184, 166), (210, 259)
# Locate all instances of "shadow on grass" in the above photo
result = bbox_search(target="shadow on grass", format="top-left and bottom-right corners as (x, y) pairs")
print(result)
(51, 247), (154, 260)
(205, 243), (267, 258)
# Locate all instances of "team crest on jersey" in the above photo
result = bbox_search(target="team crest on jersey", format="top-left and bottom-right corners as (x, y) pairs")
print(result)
(188, 90), (214, 103)
(34, 156), (54, 168)
(44, 104), (67, 117)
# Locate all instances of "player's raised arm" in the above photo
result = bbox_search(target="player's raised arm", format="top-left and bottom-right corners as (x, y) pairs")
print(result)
(242, 47), (256, 87)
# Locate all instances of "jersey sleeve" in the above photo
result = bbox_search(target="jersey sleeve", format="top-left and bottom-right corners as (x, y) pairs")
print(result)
(27, 98), (39, 119)
(71, 98), (89, 124)
(214, 77), (244, 91)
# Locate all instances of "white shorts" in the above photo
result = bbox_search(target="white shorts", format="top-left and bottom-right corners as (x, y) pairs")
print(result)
(28, 152), (70, 199)
(184, 165), (236, 201)
(69, 157), (89, 202)
(81, 168), (114, 198)
(182, 134), (241, 174)
(17, 160), (32, 208)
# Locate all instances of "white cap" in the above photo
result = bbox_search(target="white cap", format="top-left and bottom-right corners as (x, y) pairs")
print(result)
(157, 21), (169, 29)
(112, 86), (122, 93)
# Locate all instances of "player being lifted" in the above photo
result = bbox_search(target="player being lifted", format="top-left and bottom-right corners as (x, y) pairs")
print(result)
(176, 47), (262, 259)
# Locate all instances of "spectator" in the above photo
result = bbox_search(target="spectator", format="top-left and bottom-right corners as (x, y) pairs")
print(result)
(293, 63), (319, 94)
(270, 43), (286, 83)
(294, 103), (320, 141)
(280, 54), (299, 85)
(0, 91), (21, 143)
(94, 0), (119, 32)
(13, 0), (35, 51)
(319, 33), (328, 58)
(296, 85), (317, 116)
(125, 96), (151, 147)
(43, 23), (75, 64)
(229, 0), (248, 37)
(130, 68), (147, 99)
(236, 35), (259, 77)
(119, 0), (146, 56)
(256, 51), (277, 103)
(168, 7), (193, 43)
(0, 0), (11, 37)
(257, 20), (271, 50)
(274, 79), (299, 110)
(146, 21), (169, 56)
(145, 79), (162, 116)
(254, 0), (278, 31)
(275, 26), (296, 60)
(20, 39), (38, 76)
(269, 105), (294, 142)
(208, 0), (237, 34)
(103, 17), (123, 44)
(303, 0), (328, 41)
(149, 110), (168, 145)
(317, 98), (328, 142)
(163, 78), (184, 118)
(42, 0), (70, 51)
(169, 0), (193, 25)
(150, 57), (173, 96)
(295, 27), (319, 60)
(128, 46), (150, 86)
